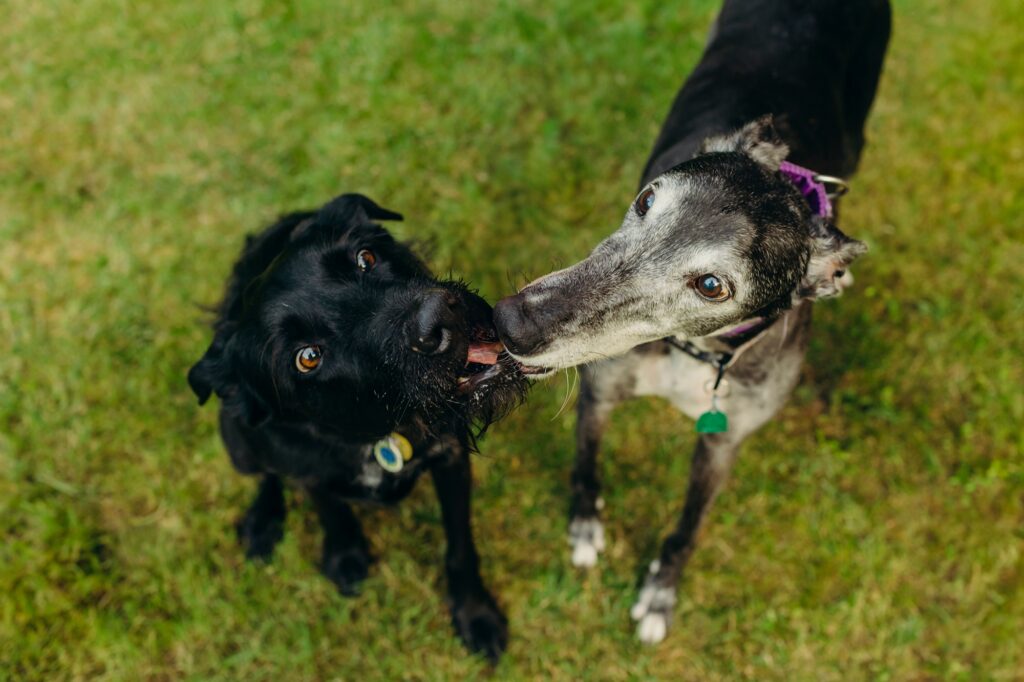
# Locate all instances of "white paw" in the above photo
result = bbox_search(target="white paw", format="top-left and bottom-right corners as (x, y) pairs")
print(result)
(636, 612), (668, 644)
(630, 570), (676, 644)
(568, 518), (605, 568)
(572, 542), (599, 568)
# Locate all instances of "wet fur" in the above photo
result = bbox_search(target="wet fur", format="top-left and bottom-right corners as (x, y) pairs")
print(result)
(188, 193), (525, 662)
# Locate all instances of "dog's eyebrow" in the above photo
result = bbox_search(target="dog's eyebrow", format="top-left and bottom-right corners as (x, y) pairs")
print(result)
(287, 217), (317, 242)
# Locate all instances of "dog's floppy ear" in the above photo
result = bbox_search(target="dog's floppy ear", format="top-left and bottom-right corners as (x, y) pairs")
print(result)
(320, 193), (403, 225)
(187, 337), (273, 427)
(700, 115), (789, 169)
(798, 217), (868, 300)
(188, 339), (226, 406)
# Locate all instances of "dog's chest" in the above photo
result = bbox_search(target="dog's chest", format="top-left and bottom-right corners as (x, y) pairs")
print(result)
(333, 442), (428, 503)
(331, 433), (462, 504)
(257, 429), (431, 504)
(355, 453), (386, 489)
(614, 321), (809, 437)
(632, 351), (719, 421)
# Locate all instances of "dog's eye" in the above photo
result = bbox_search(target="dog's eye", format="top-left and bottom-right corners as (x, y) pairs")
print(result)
(693, 274), (730, 301)
(356, 249), (377, 272)
(295, 345), (323, 373)
(635, 188), (656, 216)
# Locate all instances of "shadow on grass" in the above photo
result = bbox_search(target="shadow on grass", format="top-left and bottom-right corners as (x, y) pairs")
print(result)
(804, 300), (892, 408)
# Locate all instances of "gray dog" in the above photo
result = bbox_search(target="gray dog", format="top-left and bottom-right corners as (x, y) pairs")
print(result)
(495, 0), (891, 644)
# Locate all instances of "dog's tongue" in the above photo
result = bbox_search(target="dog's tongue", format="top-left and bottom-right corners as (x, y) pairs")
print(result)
(467, 341), (503, 365)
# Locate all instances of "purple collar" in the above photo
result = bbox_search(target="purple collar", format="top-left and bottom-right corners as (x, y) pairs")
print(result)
(778, 161), (848, 218)
(717, 316), (767, 339)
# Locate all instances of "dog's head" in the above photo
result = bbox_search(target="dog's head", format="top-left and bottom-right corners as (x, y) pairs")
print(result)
(188, 193), (526, 440)
(494, 117), (867, 371)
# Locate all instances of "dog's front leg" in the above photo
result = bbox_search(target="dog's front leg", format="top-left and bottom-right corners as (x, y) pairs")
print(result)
(308, 484), (373, 596)
(430, 447), (508, 663)
(236, 474), (287, 561)
(631, 432), (741, 644)
(568, 371), (617, 568)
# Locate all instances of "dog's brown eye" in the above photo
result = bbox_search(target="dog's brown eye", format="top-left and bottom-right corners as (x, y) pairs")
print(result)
(356, 249), (377, 272)
(635, 188), (655, 216)
(694, 274), (729, 301)
(295, 345), (323, 373)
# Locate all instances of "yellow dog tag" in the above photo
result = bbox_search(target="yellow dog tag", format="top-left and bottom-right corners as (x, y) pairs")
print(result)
(373, 433), (413, 473)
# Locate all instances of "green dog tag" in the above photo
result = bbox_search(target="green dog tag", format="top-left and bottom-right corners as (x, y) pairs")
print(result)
(696, 410), (728, 434)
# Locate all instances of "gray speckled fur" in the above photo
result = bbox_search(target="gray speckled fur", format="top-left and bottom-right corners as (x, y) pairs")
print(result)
(503, 0), (892, 645)
(570, 302), (811, 569)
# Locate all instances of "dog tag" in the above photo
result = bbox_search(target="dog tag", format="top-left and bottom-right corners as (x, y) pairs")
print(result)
(373, 433), (413, 473)
(696, 409), (728, 434)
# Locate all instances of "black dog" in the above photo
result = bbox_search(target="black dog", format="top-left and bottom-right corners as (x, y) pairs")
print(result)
(495, 0), (890, 643)
(188, 193), (525, 661)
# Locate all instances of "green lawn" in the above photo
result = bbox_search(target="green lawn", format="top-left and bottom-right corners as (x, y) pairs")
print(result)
(1, 0), (1022, 679)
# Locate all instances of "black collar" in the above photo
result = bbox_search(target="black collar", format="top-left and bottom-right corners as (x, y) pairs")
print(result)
(663, 315), (777, 390)
(665, 337), (731, 391)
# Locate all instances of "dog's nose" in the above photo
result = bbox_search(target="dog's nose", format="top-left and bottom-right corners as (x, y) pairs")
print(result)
(494, 293), (547, 357)
(408, 290), (461, 355)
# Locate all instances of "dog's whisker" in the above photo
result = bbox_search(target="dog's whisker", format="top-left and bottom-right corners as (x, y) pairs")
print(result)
(777, 311), (790, 351)
(552, 368), (575, 420)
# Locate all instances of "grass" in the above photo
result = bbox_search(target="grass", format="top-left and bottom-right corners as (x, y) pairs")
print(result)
(1, 0), (1022, 679)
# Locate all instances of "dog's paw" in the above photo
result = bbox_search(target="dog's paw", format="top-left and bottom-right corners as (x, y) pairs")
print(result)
(635, 611), (669, 644)
(568, 516), (605, 568)
(450, 592), (508, 664)
(321, 546), (373, 597)
(235, 511), (284, 562)
(630, 561), (676, 645)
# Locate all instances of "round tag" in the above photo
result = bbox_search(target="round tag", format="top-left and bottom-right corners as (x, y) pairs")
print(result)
(390, 433), (414, 462)
(703, 377), (730, 397)
(373, 434), (413, 473)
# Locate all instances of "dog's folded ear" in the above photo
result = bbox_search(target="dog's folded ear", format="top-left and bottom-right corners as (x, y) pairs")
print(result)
(188, 339), (273, 427)
(798, 217), (868, 300)
(289, 195), (403, 244)
(321, 193), (403, 225)
(700, 115), (789, 169)
(188, 340), (227, 406)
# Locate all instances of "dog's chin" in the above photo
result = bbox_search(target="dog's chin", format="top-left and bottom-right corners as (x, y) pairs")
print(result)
(504, 316), (723, 372)
(501, 342), (614, 374)
(522, 366), (557, 380)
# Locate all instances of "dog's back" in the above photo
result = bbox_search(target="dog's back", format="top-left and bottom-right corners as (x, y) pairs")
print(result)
(642, 0), (891, 185)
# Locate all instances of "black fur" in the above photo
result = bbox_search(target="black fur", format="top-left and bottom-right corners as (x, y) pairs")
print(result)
(188, 193), (525, 662)
(642, 0), (891, 182)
